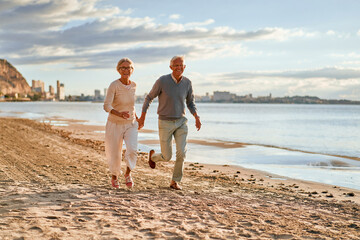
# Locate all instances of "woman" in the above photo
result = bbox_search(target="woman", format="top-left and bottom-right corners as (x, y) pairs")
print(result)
(103, 58), (138, 189)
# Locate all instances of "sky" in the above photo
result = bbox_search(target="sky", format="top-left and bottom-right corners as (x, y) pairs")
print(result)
(1, 0), (360, 100)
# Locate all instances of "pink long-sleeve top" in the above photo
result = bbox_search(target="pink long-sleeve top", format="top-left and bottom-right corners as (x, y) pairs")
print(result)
(103, 79), (136, 124)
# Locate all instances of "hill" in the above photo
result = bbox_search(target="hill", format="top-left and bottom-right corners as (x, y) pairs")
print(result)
(0, 59), (31, 95)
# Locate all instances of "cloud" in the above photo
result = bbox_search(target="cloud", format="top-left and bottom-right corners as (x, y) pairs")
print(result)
(216, 67), (360, 80)
(11, 44), (213, 69)
(326, 30), (335, 36)
(0, 0), (313, 69)
(185, 19), (214, 27)
(169, 14), (180, 20)
(0, 0), (121, 31)
(326, 31), (351, 39)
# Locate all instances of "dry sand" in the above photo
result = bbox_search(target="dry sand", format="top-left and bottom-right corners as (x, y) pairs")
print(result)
(0, 117), (360, 240)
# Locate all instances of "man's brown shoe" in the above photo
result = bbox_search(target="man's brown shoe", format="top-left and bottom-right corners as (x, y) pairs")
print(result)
(170, 182), (182, 190)
(148, 150), (156, 169)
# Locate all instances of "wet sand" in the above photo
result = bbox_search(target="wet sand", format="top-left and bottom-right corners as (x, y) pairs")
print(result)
(1, 117), (360, 239)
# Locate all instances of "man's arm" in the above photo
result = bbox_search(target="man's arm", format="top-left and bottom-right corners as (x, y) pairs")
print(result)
(138, 79), (162, 130)
(186, 81), (201, 131)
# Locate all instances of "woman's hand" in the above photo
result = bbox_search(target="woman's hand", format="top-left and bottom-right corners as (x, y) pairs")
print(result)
(110, 109), (130, 119)
(118, 111), (130, 119)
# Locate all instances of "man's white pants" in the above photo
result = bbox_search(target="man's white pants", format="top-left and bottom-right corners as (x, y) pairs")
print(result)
(105, 121), (138, 176)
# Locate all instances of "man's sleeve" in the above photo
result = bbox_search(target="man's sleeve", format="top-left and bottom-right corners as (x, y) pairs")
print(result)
(186, 81), (197, 115)
(142, 78), (162, 113)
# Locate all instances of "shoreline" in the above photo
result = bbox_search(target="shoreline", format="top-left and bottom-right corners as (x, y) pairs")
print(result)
(1, 104), (359, 160)
(1, 117), (360, 239)
(31, 115), (360, 161)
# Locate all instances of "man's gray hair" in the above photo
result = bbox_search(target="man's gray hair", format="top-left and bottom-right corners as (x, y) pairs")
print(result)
(170, 55), (185, 66)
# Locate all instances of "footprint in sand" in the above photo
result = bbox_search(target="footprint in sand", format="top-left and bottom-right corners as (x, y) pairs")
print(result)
(139, 228), (157, 237)
(29, 226), (43, 232)
(241, 221), (253, 227)
(162, 231), (177, 237)
(186, 231), (200, 238)
(264, 219), (275, 225)
(73, 216), (92, 222)
(80, 211), (95, 216)
(270, 234), (294, 239)
(59, 227), (67, 231)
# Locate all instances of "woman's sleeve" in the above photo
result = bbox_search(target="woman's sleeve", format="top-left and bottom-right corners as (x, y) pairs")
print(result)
(103, 82), (115, 112)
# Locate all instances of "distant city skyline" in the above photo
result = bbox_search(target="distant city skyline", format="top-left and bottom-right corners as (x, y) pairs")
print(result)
(1, 0), (360, 100)
(30, 79), (65, 101)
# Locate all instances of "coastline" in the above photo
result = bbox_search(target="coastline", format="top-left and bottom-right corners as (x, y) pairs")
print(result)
(42, 116), (360, 191)
(40, 116), (360, 161)
(1, 117), (360, 239)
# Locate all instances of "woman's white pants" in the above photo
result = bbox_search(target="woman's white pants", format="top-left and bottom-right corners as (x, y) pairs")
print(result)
(105, 121), (138, 176)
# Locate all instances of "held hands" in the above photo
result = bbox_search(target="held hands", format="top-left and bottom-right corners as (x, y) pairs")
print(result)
(137, 113), (146, 130)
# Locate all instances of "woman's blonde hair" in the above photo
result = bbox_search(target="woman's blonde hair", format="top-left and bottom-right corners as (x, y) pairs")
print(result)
(116, 58), (134, 73)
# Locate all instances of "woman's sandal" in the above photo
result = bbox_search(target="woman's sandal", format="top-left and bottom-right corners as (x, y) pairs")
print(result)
(111, 178), (119, 188)
(125, 174), (134, 188)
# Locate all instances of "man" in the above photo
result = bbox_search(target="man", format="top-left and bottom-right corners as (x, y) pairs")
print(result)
(138, 56), (201, 190)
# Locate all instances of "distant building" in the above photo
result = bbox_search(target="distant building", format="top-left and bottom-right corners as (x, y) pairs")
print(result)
(202, 92), (211, 102)
(49, 85), (55, 95)
(59, 83), (65, 100)
(94, 89), (101, 100)
(195, 92), (211, 102)
(56, 80), (65, 100)
(213, 91), (234, 102)
(56, 80), (60, 99)
(31, 80), (45, 93)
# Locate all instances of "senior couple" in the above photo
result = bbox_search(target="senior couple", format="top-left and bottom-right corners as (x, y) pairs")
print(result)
(103, 56), (202, 190)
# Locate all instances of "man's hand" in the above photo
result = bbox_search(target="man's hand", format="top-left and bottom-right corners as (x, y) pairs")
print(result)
(195, 116), (201, 131)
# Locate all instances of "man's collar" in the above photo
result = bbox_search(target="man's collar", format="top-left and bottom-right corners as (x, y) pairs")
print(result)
(171, 73), (183, 83)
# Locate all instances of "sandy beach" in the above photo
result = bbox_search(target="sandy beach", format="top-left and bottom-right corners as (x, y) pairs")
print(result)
(1, 117), (360, 239)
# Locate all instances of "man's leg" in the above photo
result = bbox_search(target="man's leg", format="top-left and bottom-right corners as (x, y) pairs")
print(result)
(151, 119), (174, 162)
(172, 118), (188, 182)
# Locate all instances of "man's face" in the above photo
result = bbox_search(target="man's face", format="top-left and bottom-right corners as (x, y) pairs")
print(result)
(170, 58), (186, 78)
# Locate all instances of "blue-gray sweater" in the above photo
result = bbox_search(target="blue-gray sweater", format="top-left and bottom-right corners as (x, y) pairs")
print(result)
(142, 74), (197, 120)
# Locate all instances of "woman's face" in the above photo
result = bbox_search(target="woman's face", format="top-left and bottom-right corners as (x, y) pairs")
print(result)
(118, 61), (133, 78)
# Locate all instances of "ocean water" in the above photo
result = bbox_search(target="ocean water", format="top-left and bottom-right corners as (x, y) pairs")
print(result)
(1, 101), (360, 189)
(193, 103), (360, 158)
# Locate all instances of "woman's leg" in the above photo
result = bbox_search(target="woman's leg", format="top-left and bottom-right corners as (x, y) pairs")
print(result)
(105, 121), (124, 178)
(123, 122), (138, 171)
